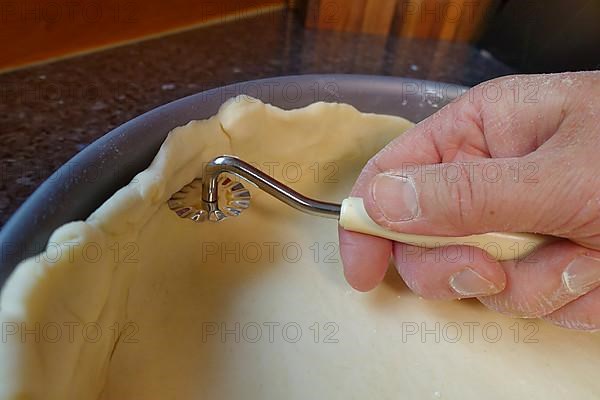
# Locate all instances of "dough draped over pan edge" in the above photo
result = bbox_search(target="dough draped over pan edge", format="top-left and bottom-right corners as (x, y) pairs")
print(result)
(0, 96), (410, 399)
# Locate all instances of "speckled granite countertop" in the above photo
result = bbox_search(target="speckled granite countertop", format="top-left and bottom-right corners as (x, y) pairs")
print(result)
(0, 10), (513, 228)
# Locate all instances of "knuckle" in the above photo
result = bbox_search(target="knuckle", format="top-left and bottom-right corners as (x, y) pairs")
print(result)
(544, 314), (600, 331)
(442, 163), (477, 230)
(479, 293), (558, 319)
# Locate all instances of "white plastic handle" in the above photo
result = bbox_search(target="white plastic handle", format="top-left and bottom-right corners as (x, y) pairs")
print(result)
(338, 197), (550, 261)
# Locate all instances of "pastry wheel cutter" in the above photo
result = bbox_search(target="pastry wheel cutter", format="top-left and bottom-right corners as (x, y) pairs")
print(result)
(168, 156), (548, 261)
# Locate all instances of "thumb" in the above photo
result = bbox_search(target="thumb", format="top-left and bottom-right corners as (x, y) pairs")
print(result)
(362, 157), (554, 236)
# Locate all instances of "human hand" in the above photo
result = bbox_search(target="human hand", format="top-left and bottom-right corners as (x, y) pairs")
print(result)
(339, 72), (600, 331)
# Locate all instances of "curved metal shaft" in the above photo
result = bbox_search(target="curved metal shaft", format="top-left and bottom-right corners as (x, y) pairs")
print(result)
(203, 156), (341, 219)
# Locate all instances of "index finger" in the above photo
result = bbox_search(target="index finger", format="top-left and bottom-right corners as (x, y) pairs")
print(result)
(339, 92), (485, 291)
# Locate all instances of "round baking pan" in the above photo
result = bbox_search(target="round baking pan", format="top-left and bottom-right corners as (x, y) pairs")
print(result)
(0, 74), (467, 283)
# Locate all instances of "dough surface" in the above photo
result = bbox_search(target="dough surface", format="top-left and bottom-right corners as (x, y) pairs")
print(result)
(1, 96), (599, 400)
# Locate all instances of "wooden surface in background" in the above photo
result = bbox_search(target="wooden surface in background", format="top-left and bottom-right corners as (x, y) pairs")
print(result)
(0, 0), (284, 71)
(306, 0), (397, 34)
(306, 0), (494, 41)
(396, 0), (494, 41)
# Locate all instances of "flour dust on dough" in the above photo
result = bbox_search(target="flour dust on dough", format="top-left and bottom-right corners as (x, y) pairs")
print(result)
(1, 96), (599, 400)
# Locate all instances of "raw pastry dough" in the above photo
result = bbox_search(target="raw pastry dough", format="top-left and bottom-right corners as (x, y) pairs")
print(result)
(1, 96), (599, 400)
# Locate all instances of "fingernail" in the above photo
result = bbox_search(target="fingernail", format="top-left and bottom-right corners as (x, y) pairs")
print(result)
(371, 173), (418, 221)
(449, 267), (499, 297)
(562, 255), (600, 295)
